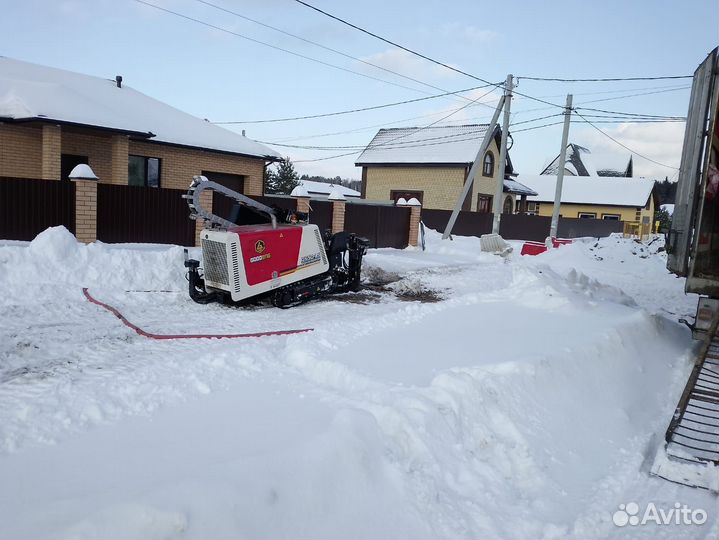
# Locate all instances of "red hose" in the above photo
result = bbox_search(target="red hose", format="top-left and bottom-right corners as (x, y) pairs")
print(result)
(82, 288), (313, 339)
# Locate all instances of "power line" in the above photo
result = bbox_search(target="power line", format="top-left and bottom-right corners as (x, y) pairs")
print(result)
(263, 114), (564, 150)
(191, 0), (478, 105)
(132, 0), (439, 95)
(517, 75), (693, 82)
(573, 111), (680, 170)
(576, 85), (691, 105)
(292, 0), (564, 109)
(295, 86), (497, 162)
(214, 84), (493, 124)
(576, 107), (685, 120)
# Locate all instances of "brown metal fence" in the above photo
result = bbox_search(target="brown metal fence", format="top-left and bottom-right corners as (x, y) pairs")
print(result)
(557, 217), (624, 239)
(345, 203), (410, 248)
(211, 193), (332, 232)
(421, 208), (624, 241)
(499, 214), (551, 242)
(97, 184), (195, 245)
(421, 209), (492, 237)
(0, 177), (75, 240)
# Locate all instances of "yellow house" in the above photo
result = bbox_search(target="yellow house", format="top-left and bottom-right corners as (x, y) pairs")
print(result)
(517, 174), (657, 225)
(355, 124), (535, 212)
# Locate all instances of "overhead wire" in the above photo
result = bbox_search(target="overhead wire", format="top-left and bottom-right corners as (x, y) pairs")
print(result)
(292, 0), (564, 109)
(517, 75), (693, 82)
(295, 85), (498, 162)
(132, 0), (444, 95)
(214, 84), (495, 124)
(572, 111), (680, 170)
(190, 0), (483, 106)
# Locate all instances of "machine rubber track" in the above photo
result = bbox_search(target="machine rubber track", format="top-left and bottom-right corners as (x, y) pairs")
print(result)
(651, 322), (719, 490)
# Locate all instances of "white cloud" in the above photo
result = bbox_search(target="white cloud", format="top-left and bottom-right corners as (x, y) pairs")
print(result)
(358, 49), (460, 81)
(572, 121), (685, 180)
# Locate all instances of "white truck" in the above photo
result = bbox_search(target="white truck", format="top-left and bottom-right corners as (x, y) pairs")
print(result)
(655, 46), (719, 490)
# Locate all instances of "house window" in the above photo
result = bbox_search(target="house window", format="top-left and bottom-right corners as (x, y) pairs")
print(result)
(390, 190), (423, 204)
(482, 152), (494, 177)
(477, 195), (492, 213)
(61, 154), (88, 182)
(602, 214), (621, 221)
(578, 212), (596, 219)
(526, 201), (539, 215)
(128, 155), (161, 187)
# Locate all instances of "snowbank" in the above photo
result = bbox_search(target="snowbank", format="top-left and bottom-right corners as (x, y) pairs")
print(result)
(0, 227), (715, 539)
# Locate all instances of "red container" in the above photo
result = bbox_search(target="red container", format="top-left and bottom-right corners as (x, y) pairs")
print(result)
(521, 241), (548, 256)
(551, 238), (573, 248)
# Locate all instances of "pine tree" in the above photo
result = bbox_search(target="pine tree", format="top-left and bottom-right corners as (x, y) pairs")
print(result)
(265, 157), (300, 194)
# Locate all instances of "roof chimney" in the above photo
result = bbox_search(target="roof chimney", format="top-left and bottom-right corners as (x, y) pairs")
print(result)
(115, 75), (122, 88)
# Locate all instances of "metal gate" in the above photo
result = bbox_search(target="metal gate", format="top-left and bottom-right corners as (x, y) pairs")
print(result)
(0, 177), (75, 240)
(97, 184), (194, 245)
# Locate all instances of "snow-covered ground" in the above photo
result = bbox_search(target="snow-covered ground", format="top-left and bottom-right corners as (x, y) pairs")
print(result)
(0, 227), (716, 539)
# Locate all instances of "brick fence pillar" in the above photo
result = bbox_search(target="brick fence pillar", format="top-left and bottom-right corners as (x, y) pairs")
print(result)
(331, 200), (346, 233)
(295, 196), (311, 214)
(194, 189), (213, 247)
(74, 180), (97, 243)
(110, 135), (129, 184)
(408, 205), (421, 246)
(41, 124), (61, 180)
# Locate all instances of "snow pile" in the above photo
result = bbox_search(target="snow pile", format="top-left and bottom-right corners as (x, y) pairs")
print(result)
(0, 228), (716, 538)
(0, 226), (187, 304)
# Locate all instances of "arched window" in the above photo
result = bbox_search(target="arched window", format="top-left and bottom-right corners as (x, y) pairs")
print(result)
(503, 196), (513, 214)
(482, 152), (494, 177)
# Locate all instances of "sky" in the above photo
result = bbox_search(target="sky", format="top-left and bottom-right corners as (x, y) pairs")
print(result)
(1, 0), (717, 182)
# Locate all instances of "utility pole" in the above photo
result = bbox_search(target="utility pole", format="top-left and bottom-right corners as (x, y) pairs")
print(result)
(492, 74), (514, 234)
(442, 95), (506, 240)
(549, 94), (573, 240)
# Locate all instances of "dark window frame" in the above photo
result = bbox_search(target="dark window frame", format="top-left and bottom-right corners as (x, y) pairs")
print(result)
(482, 151), (495, 177)
(477, 195), (492, 213)
(128, 155), (161, 188)
(602, 213), (621, 221)
(578, 212), (597, 219)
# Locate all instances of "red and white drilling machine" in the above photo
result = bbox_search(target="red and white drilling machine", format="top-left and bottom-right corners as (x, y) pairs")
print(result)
(183, 175), (368, 308)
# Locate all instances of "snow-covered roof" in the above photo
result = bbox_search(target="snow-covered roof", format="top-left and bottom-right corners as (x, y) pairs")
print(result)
(299, 180), (360, 198)
(519, 175), (655, 207)
(503, 179), (537, 196)
(355, 124), (497, 165)
(0, 57), (280, 160)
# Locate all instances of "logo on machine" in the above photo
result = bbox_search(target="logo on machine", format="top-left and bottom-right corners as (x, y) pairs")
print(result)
(250, 253), (271, 263)
(300, 252), (321, 266)
(255, 240), (266, 253)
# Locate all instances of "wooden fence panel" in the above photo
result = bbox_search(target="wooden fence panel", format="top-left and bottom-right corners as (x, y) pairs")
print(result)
(0, 177), (75, 241)
(97, 184), (195, 245)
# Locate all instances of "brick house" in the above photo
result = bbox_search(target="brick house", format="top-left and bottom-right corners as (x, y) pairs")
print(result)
(355, 124), (536, 213)
(518, 174), (657, 230)
(0, 57), (280, 203)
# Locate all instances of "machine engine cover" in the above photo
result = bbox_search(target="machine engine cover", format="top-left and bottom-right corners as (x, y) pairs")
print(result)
(200, 223), (329, 302)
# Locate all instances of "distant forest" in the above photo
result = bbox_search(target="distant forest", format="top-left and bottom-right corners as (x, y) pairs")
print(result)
(301, 174), (677, 204)
(655, 178), (677, 205)
(299, 174), (361, 193)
